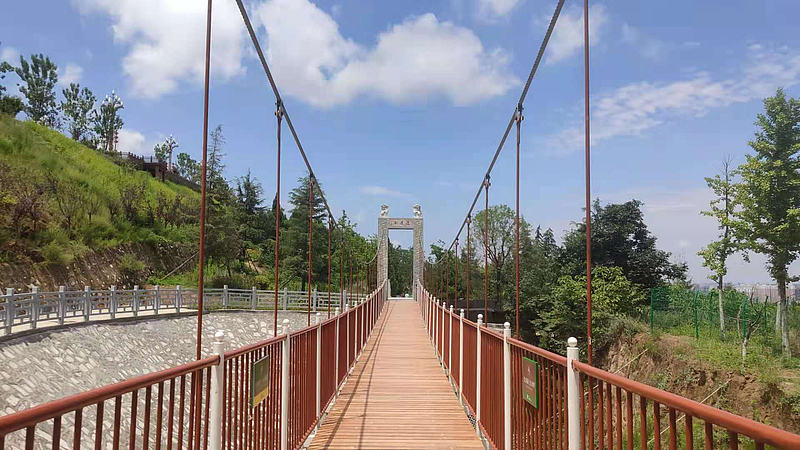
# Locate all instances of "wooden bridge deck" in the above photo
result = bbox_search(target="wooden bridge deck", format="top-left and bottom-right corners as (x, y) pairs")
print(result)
(308, 300), (482, 449)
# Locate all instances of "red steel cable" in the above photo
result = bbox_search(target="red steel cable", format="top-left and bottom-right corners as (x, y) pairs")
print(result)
(308, 177), (314, 326)
(584, 0), (593, 365)
(273, 102), (282, 337)
(484, 177), (490, 322)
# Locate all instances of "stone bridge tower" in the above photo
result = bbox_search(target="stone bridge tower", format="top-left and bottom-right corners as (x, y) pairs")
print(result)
(377, 205), (424, 294)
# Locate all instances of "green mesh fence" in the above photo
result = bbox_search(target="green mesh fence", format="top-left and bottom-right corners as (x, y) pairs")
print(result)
(649, 286), (793, 341)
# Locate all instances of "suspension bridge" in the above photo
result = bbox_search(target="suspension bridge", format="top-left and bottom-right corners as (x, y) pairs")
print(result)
(2, 0), (800, 448)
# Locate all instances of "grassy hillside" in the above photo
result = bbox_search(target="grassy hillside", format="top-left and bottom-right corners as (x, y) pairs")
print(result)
(0, 115), (200, 271)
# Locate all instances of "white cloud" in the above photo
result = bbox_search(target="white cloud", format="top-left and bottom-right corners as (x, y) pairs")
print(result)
(478, 0), (522, 19)
(359, 186), (413, 198)
(254, 0), (518, 107)
(58, 64), (84, 86)
(117, 128), (147, 154)
(543, 45), (800, 154)
(545, 4), (608, 65)
(683, 41), (701, 48)
(621, 23), (663, 60)
(0, 46), (18, 63)
(72, 0), (247, 98)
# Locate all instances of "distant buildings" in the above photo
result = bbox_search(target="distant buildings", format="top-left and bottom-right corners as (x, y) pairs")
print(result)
(731, 283), (799, 303)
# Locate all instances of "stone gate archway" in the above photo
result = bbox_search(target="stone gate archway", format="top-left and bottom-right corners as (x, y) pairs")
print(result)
(377, 205), (424, 294)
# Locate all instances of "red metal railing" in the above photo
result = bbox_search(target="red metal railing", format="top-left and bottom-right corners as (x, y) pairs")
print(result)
(0, 282), (387, 450)
(319, 318), (338, 411)
(480, 328), (505, 449)
(451, 310), (461, 390)
(573, 361), (800, 450)
(462, 320), (478, 414)
(417, 284), (800, 450)
(444, 307), (451, 370)
(509, 337), (567, 450)
(224, 335), (283, 450)
(0, 356), (218, 450)
(348, 309), (356, 367)
(288, 326), (317, 449)
(337, 313), (348, 386)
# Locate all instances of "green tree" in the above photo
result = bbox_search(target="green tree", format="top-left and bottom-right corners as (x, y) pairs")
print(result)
(698, 156), (743, 340)
(60, 83), (96, 141)
(282, 174), (330, 291)
(175, 152), (200, 182)
(561, 199), (687, 296)
(92, 91), (124, 153)
(471, 205), (533, 308)
(733, 88), (800, 357)
(541, 266), (643, 354)
(388, 241), (413, 296)
(14, 53), (59, 126)
(208, 125), (226, 189)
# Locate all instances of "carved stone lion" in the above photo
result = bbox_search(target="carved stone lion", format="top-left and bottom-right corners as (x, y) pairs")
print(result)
(413, 204), (422, 217)
(379, 204), (389, 217)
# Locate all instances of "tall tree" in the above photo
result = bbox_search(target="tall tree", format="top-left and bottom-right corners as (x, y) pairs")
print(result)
(282, 175), (329, 290)
(175, 152), (200, 182)
(92, 91), (124, 153)
(60, 83), (95, 141)
(472, 205), (532, 307)
(733, 88), (800, 357)
(208, 125), (226, 189)
(561, 199), (687, 295)
(14, 53), (59, 126)
(698, 156), (743, 340)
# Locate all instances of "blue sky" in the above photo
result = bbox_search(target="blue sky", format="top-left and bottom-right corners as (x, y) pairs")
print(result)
(2, 0), (800, 284)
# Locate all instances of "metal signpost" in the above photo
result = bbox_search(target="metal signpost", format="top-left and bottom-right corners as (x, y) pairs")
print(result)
(521, 356), (539, 408)
(251, 354), (271, 408)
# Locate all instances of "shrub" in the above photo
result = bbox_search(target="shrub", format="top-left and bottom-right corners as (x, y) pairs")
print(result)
(41, 241), (74, 266)
(119, 254), (146, 286)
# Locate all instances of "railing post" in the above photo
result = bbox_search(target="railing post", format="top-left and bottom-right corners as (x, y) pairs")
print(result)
(360, 298), (365, 348)
(223, 285), (229, 309)
(316, 312), (322, 418)
(176, 285), (182, 313)
(133, 285), (140, 317)
(32, 287), (39, 330)
(84, 286), (91, 322)
(251, 286), (257, 310)
(477, 314), (483, 423)
(567, 337), (580, 450)
(110, 285), (117, 319)
(441, 300), (446, 363)
(154, 285), (160, 315)
(459, 309), (464, 406)
(313, 289), (318, 312)
(5, 288), (13, 335)
(210, 330), (225, 450)
(280, 318), (291, 450)
(449, 305), (454, 380)
(503, 322), (511, 450)
(434, 299), (439, 355)
(283, 287), (288, 310)
(334, 307), (340, 398)
(58, 286), (66, 326)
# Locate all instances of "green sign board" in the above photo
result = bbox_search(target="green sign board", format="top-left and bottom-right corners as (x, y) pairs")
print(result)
(251, 354), (271, 408)
(522, 357), (539, 408)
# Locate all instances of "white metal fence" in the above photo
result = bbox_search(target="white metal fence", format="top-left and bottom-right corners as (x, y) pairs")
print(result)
(1, 285), (361, 336)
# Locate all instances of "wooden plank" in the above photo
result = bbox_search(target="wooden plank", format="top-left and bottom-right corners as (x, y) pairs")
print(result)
(308, 301), (482, 449)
